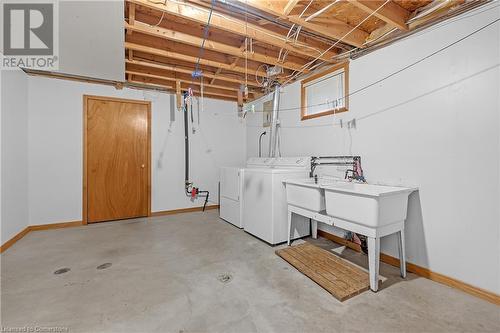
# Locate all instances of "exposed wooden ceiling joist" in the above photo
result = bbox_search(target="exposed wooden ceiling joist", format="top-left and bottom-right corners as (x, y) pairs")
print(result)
(127, 0), (337, 62)
(129, 80), (239, 102)
(348, 0), (410, 31)
(238, 0), (368, 47)
(125, 66), (257, 96)
(127, 2), (135, 35)
(130, 75), (239, 100)
(287, 15), (369, 48)
(124, 0), (479, 102)
(133, 10), (313, 67)
(125, 42), (268, 77)
(125, 21), (308, 72)
(127, 31), (272, 74)
(126, 58), (260, 88)
(126, 70), (253, 98)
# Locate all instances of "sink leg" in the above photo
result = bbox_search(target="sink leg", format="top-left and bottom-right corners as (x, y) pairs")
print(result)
(367, 237), (380, 292)
(398, 228), (407, 278)
(287, 208), (292, 246)
(311, 219), (318, 239)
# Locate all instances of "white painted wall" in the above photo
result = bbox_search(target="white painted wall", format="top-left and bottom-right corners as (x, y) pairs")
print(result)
(27, 76), (245, 225)
(0, 69), (29, 244)
(246, 8), (500, 293)
(57, 0), (124, 81)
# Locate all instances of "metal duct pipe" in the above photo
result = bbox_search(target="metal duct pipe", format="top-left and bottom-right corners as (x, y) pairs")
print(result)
(268, 86), (281, 157)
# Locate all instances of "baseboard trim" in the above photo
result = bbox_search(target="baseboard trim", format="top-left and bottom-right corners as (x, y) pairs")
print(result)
(29, 221), (83, 231)
(150, 205), (219, 216)
(317, 230), (500, 306)
(0, 220), (83, 253)
(0, 227), (31, 253)
(1, 206), (220, 254)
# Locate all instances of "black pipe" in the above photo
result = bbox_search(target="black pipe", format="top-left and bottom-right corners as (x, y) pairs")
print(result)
(258, 131), (266, 157)
(184, 93), (190, 185)
(183, 92), (210, 210)
(198, 190), (209, 211)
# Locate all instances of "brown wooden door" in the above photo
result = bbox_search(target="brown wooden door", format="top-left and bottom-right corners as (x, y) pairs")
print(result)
(84, 96), (151, 223)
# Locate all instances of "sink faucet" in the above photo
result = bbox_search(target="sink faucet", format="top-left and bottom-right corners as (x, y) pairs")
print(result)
(345, 157), (366, 182)
(309, 157), (318, 178)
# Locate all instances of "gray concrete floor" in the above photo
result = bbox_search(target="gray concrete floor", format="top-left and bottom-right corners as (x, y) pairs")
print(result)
(1, 210), (499, 333)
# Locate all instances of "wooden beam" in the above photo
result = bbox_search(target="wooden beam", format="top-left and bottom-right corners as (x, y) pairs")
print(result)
(176, 80), (181, 109)
(132, 11), (314, 70)
(287, 15), (369, 48)
(127, 0), (336, 61)
(283, 0), (300, 16)
(125, 42), (267, 77)
(348, 0), (410, 31)
(127, 3), (135, 35)
(127, 32), (270, 74)
(210, 68), (222, 85)
(365, 23), (396, 44)
(126, 58), (260, 87)
(237, 90), (243, 107)
(125, 21), (307, 72)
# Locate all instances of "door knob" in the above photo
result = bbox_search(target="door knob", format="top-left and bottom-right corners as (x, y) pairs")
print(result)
(141, 164), (145, 168)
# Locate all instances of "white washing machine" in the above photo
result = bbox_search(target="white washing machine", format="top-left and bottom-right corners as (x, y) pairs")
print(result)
(242, 157), (311, 245)
(219, 166), (244, 228)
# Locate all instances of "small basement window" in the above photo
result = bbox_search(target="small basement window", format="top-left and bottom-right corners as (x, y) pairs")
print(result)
(300, 62), (349, 120)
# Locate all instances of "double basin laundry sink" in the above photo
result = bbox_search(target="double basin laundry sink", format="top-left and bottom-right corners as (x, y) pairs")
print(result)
(284, 177), (417, 292)
(284, 178), (415, 228)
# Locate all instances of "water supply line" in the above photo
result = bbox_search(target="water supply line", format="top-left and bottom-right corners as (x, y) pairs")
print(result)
(258, 131), (266, 157)
(268, 86), (281, 157)
(310, 156), (365, 182)
(183, 91), (209, 211)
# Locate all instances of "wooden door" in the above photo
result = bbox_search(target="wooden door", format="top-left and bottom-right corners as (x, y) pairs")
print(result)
(84, 95), (151, 223)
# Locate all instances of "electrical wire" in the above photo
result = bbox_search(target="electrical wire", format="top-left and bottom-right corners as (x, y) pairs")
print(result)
(276, 0), (314, 66)
(281, 0), (391, 86)
(243, 17), (500, 114)
(243, 62), (499, 128)
(148, 0), (325, 55)
(310, 0), (499, 70)
(191, 0), (215, 84)
(150, 0), (167, 27)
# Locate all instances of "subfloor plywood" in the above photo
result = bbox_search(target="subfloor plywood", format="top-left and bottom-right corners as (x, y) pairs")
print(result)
(276, 242), (371, 301)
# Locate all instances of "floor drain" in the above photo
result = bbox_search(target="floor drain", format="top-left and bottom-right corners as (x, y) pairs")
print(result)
(97, 263), (112, 270)
(54, 268), (70, 275)
(217, 273), (233, 283)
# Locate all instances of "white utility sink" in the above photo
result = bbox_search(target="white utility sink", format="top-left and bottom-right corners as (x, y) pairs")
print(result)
(284, 178), (338, 211)
(323, 183), (415, 228)
(284, 179), (417, 292)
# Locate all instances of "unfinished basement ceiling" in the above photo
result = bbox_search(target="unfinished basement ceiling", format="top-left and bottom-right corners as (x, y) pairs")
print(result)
(124, 0), (484, 101)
